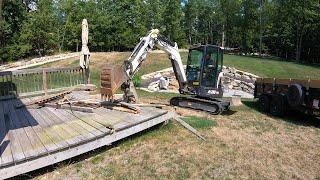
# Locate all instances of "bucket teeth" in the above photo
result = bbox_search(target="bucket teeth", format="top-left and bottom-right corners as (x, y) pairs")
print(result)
(100, 65), (127, 101)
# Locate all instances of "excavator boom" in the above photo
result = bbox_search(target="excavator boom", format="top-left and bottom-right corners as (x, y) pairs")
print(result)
(100, 29), (187, 101)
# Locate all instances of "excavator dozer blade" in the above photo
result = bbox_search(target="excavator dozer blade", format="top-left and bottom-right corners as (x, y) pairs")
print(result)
(100, 65), (127, 101)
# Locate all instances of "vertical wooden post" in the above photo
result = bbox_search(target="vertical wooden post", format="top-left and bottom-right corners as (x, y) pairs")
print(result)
(85, 67), (90, 84)
(43, 69), (48, 96)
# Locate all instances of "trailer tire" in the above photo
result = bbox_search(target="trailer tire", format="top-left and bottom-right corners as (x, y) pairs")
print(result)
(270, 94), (285, 116)
(288, 84), (304, 107)
(259, 94), (270, 112)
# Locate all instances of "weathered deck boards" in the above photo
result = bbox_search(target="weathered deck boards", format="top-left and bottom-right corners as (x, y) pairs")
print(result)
(0, 93), (172, 179)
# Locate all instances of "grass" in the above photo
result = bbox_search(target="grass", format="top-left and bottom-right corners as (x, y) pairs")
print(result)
(136, 89), (180, 101)
(182, 116), (217, 129)
(224, 54), (320, 79)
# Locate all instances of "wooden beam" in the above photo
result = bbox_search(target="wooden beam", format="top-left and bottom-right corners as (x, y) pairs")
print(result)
(174, 116), (206, 141)
(44, 103), (94, 113)
(15, 90), (72, 108)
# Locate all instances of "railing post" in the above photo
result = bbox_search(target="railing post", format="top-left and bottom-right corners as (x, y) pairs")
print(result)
(85, 67), (90, 84)
(43, 69), (48, 95)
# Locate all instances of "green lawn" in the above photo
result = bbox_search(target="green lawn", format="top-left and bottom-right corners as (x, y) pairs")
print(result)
(138, 52), (320, 79)
(224, 55), (320, 79)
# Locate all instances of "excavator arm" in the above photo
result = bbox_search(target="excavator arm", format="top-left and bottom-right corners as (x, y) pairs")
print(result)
(100, 29), (187, 102)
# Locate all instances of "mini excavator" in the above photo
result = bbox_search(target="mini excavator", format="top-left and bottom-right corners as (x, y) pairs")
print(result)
(100, 29), (230, 114)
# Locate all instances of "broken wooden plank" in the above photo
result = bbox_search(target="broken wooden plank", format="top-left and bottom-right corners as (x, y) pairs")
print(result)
(174, 116), (206, 141)
(44, 103), (94, 113)
(15, 90), (72, 108)
(111, 106), (139, 114)
(118, 102), (141, 113)
(132, 103), (166, 108)
(101, 101), (141, 112)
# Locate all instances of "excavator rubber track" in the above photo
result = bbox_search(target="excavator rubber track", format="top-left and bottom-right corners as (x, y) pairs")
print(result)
(170, 96), (230, 115)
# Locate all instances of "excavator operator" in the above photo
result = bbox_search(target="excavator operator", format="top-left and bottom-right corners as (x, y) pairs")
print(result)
(203, 53), (215, 86)
(204, 53), (213, 67)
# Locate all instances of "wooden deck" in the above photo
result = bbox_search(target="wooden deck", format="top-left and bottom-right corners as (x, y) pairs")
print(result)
(0, 93), (172, 179)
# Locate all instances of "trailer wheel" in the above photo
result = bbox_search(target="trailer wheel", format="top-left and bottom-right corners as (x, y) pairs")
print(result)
(259, 94), (270, 112)
(270, 95), (285, 116)
(288, 84), (304, 107)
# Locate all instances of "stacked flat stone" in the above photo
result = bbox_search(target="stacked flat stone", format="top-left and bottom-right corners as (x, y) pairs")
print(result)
(222, 66), (259, 94)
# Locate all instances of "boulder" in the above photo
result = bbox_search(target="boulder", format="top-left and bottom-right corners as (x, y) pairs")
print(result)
(235, 73), (241, 79)
(247, 83), (255, 89)
(241, 75), (251, 82)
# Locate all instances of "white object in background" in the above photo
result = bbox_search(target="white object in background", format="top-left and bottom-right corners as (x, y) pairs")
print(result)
(80, 19), (90, 69)
(159, 77), (169, 90)
(313, 99), (319, 109)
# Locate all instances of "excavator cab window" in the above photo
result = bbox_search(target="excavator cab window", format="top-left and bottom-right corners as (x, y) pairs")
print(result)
(186, 47), (203, 87)
(201, 46), (219, 87)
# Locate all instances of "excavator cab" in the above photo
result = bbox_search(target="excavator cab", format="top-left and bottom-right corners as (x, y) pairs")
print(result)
(186, 45), (223, 98)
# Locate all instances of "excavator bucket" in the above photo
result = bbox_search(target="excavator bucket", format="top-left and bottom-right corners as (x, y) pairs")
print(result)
(100, 65), (127, 101)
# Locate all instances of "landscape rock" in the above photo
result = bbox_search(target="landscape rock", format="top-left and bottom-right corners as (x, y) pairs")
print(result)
(221, 66), (259, 95)
(141, 66), (259, 98)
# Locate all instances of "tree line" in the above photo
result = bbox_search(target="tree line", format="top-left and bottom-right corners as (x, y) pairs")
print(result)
(0, 0), (319, 64)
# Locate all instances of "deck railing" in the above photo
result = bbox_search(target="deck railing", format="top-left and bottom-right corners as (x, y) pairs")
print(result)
(0, 67), (85, 99)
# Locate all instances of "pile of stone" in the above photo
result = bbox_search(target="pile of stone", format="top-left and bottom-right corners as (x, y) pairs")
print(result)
(140, 66), (259, 97)
(221, 66), (259, 94)
(140, 67), (180, 93)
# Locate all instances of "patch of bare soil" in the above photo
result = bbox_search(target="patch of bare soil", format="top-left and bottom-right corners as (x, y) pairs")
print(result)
(89, 52), (130, 69)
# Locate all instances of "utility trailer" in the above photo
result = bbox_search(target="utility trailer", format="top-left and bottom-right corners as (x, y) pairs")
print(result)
(254, 78), (320, 116)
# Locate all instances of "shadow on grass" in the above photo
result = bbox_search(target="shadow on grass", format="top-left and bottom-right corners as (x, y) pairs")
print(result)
(242, 100), (320, 128)
(221, 109), (237, 116)
(13, 121), (173, 180)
